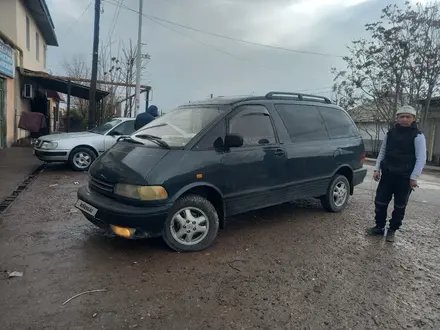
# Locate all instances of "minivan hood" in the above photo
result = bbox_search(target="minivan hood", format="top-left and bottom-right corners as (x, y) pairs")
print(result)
(89, 141), (170, 184)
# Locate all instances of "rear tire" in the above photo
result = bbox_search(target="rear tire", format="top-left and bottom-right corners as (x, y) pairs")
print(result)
(69, 147), (96, 171)
(163, 195), (219, 252)
(321, 174), (350, 213)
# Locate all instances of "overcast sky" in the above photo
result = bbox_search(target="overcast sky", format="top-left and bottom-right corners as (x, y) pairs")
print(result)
(45, 0), (424, 112)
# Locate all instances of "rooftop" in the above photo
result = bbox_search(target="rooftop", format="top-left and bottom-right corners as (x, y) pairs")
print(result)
(23, 69), (109, 101)
(24, 0), (58, 46)
(348, 99), (395, 123)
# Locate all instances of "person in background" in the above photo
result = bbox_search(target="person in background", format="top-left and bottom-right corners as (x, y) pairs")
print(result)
(366, 105), (426, 242)
(134, 105), (159, 130)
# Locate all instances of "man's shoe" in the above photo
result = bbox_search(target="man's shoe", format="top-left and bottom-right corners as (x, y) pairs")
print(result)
(386, 229), (396, 242)
(366, 226), (385, 236)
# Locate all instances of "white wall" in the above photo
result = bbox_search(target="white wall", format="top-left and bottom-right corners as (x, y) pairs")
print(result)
(0, 0), (18, 43)
(356, 122), (388, 153)
(16, 0), (47, 72)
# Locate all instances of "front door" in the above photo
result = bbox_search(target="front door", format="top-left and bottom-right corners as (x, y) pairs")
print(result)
(221, 105), (287, 216)
(0, 78), (5, 148)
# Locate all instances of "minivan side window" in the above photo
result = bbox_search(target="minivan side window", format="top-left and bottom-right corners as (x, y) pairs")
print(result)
(194, 119), (226, 150)
(274, 104), (328, 142)
(318, 107), (359, 139)
(229, 106), (276, 146)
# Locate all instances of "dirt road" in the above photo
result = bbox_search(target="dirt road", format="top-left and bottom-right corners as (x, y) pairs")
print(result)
(1, 165), (439, 329)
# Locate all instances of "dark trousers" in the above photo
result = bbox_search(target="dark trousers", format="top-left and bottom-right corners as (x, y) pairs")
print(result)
(374, 171), (412, 230)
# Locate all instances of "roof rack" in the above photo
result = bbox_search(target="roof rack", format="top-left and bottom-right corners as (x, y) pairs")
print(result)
(265, 91), (332, 104)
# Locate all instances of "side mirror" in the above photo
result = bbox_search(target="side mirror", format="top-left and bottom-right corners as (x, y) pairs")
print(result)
(224, 134), (243, 148)
(109, 130), (122, 136)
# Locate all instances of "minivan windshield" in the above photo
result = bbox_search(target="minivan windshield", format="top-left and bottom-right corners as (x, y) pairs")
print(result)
(133, 106), (223, 147)
(89, 119), (122, 135)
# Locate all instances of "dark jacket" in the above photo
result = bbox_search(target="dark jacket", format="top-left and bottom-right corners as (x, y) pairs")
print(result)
(134, 105), (159, 130)
(381, 122), (421, 177)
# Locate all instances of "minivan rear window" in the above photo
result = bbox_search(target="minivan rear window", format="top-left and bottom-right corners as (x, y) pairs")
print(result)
(133, 106), (224, 147)
(274, 104), (328, 142)
(318, 107), (359, 139)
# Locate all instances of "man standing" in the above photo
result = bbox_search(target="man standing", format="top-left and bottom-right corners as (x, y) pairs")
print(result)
(134, 105), (159, 130)
(367, 105), (427, 242)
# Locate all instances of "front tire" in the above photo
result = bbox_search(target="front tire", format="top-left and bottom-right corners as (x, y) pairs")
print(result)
(163, 195), (219, 252)
(321, 174), (350, 213)
(69, 147), (96, 171)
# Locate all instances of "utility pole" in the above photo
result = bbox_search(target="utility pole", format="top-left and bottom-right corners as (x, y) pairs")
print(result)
(124, 59), (129, 117)
(88, 0), (101, 129)
(134, 0), (143, 117)
(128, 58), (134, 116)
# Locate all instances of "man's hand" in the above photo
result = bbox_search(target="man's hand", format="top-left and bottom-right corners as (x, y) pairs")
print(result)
(410, 179), (419, 190)
(373, 171), (381, 181)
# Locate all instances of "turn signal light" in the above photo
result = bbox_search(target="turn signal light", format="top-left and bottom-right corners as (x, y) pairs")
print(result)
(111, 225), (135, 238)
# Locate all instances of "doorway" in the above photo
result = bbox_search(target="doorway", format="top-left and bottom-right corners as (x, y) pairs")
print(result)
(0, 78), (6, 148)
(30, 89), (49, 137)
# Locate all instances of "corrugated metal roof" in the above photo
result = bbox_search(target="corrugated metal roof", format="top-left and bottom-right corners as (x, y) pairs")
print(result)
(348, 100), (394, 123)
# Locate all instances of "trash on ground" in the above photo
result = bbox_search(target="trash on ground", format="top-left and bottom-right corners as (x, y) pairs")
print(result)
(62, 289), (107, 306)
(8, 271), (23, 278)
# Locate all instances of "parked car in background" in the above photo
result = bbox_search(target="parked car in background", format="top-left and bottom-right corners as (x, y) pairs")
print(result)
(33, 118), (136, 171)
(76, 92), (367, 252)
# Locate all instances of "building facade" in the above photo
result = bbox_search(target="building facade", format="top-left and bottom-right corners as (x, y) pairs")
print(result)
(0, 0), (58, 148)
(350, 100), (440, 165)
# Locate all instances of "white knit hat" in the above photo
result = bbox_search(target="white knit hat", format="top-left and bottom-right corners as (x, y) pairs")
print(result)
(396, 105), (416, 116)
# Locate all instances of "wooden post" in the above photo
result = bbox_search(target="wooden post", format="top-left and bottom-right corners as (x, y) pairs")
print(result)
(66, 80), (71, 133)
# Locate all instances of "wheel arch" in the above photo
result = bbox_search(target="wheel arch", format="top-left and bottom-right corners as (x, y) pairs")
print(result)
(69, 145), (99, 158)
(171, 182), (226, 229)
(332, 165), (354, 195)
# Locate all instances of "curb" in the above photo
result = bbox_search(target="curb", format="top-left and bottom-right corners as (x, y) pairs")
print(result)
(0, 163), (47, 217)
(364, 159), (440, 175)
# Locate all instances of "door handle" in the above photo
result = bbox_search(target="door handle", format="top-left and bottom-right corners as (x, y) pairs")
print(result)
(274, 149), (285, 156)
(333, 149), (342, 157)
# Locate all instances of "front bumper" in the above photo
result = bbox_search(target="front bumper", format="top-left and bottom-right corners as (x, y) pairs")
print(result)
(353, 167), (368, 186)
(33, 148), (69, 162)
(77, 186), (171, 238)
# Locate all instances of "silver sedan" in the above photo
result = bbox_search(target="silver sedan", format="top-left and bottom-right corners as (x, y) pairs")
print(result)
(33, 118), (136, 171)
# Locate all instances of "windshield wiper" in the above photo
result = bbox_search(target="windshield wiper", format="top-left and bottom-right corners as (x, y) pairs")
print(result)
(144, 123), (167, 129)
(135, 134), (170, 149)
(117, 136), (143, 144)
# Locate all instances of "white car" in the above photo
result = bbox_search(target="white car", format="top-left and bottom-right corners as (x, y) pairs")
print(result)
(33, 118), (136, 171)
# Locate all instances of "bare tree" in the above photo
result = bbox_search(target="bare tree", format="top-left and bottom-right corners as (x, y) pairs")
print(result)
(333, 0), (440, 142)
(61, 40), (150, 125)
(62, 54), (91, 122)
(120, 39), (150, 117)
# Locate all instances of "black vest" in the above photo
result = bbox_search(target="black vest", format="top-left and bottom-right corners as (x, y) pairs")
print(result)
(381, 122), (420, 177)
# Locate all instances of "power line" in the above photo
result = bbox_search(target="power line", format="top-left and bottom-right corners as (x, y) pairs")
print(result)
(146, 16), (277, 72)
(298, 86), (335, 93)
(102, 0), (344, 58)
(101, 0), (280, 72)
(104, 0), (123, 50)
(60, 0), (94, 38)
(102, 0), (334, 72)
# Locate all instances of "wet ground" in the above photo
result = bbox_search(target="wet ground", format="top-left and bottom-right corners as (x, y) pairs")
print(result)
(0, 164), (439, 330)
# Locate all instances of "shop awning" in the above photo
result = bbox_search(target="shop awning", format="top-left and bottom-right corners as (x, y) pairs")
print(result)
(21, 69), (109, 101)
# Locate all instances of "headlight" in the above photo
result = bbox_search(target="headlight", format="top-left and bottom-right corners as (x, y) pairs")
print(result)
(114, 184), (168, 200)
(40, 141), (58, 149)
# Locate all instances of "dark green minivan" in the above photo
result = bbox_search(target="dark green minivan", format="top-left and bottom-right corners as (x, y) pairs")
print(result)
(76, 92), (367, 252)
